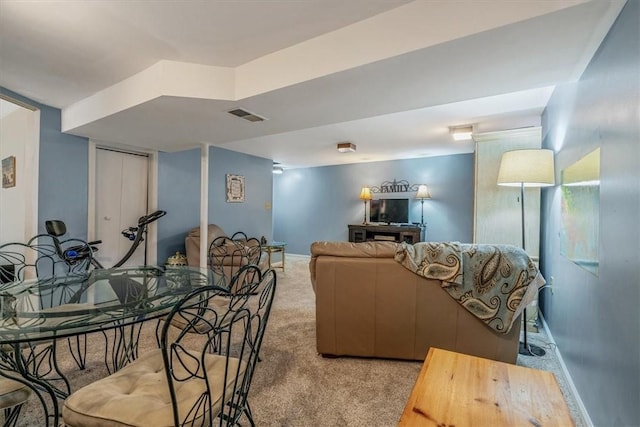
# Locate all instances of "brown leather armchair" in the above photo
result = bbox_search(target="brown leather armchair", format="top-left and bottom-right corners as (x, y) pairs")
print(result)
(185, 224), (227, 267)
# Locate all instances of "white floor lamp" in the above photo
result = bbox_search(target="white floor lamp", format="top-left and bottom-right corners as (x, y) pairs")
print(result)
(497, 148), (555, 357)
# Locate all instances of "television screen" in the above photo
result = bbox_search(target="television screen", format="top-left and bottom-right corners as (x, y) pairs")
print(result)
(370, 198), (409, 224)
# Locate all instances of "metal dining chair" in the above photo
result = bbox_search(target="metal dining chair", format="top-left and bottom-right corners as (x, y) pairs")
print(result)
(208, 233), (262, 292)
(62, 268), (277, 427)
(0, 375), (32, 427)
(0, 235), (96, 390)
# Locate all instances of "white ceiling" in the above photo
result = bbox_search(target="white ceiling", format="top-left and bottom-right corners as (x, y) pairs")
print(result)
(0, 0), (625, 169)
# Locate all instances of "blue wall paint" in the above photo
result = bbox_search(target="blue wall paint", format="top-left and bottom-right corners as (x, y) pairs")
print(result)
(208, 146), (273, 240)
(540, 1), (639, 425)
(1, 88), (274, 266)
(157, 147), (274, 263)
(1, 87), (90, 240)
(157, 148), (201, 263)
(274, 153), (474, 255)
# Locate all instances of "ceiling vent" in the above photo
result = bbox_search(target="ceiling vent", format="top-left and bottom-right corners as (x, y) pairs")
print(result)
(227, 108), (267, 123)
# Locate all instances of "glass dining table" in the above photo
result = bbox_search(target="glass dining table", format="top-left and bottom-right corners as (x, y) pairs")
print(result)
(0, 265), (211, 426)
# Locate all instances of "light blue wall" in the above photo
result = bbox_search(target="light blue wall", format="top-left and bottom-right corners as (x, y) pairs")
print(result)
(156, 147), (274, 263)
(540, 1), (639, 425)
(274, 153), (474, 255)
(1, 87), (90, 240)
(157, 148), (201, 263)
(208, 146), (273, 240)
(0, 88), (274, 265)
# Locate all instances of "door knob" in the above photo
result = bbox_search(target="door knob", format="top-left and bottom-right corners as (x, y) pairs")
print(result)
(104, 216), (111, 221)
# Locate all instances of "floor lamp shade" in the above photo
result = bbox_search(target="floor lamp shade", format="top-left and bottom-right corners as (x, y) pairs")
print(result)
(497, 149), (555, 187)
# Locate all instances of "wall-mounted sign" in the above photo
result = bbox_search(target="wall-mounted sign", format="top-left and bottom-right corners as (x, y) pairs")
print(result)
(226, 174), (245, 203)
(371, 179), (419, 194)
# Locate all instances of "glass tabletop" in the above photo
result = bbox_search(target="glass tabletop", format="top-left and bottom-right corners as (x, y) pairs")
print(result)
(0, 266), (211, 344)
(263, 242), (286, 249)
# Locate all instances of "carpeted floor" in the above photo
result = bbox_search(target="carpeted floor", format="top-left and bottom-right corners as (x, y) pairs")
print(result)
(15, 255), (585, 426)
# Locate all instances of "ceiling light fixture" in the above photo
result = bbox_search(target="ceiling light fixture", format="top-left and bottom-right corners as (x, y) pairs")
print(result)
(337, 142), (356, 153)
(450, 125), (474, 141)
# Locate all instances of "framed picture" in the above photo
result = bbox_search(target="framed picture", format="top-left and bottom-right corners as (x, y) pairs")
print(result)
(226, 174), (245, 203)
(2, 156), (16, 189)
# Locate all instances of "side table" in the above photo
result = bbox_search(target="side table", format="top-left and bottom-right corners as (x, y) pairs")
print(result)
(263, 242), (286, 271)
(398, 347), (573, 426)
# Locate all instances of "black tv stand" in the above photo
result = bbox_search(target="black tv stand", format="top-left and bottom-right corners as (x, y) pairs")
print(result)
(348, 224), (421, 244)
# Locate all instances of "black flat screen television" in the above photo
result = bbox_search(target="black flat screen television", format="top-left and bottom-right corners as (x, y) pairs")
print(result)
(370, 198), (409, 224)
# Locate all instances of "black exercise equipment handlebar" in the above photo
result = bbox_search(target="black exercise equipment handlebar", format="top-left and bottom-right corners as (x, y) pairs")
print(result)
(112, 210), (166, 268)
(46, 210), (167, 270)
(138, 210), (166, 227)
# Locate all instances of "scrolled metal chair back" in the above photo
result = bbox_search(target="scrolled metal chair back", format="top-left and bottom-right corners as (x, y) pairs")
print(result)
(0, 234), (94, 282)
(159, 267), (277, 426)
(229, 231), (262, 265)
(0, 235), (95, 309)
(156, 264), (263, 348)
(208, 234), (262, 291)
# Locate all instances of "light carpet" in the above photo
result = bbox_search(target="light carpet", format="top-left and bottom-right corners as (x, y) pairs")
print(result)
(14, 255), (585, 426)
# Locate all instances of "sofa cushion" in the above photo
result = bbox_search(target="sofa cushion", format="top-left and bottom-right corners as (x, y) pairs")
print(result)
(310, 241), (398, 258)
(187, 224), (226, 240)
(62, 348), (245, 427)
(0, 376), (31, 409)
(185, 225), (227, 267)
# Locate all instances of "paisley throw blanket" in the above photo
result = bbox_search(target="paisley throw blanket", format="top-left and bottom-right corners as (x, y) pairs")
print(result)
(394, 242), (545, 334)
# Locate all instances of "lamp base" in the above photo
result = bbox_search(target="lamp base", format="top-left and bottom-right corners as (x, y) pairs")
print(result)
(519, 342), (546, 357)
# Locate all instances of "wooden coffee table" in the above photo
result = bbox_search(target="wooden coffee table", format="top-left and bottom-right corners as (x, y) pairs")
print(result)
(399, 347), (574, 426)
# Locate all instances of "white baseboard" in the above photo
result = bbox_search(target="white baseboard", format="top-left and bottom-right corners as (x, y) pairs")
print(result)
(539, 313), (594, 427)
(286, 253), (311, 259)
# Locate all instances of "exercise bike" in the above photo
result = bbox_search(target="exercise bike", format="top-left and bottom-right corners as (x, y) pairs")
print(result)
(43, 210), (166, 371)
(45, 210), (166, 270)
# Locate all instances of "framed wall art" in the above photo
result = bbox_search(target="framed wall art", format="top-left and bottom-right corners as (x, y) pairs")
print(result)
(560, 148), (600, 275)
(226, 174), (245, 203)
(2, 156), (16, 188)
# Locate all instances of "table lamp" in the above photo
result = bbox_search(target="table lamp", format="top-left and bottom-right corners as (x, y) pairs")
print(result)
(359, 186), (372, 224)
(497, 148), (555, 357)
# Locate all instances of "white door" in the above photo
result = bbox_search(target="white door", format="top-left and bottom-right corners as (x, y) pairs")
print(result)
(95, 148), (148, 267)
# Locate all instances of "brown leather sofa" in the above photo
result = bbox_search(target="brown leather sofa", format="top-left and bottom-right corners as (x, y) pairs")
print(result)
(309, 241), (521, 363)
